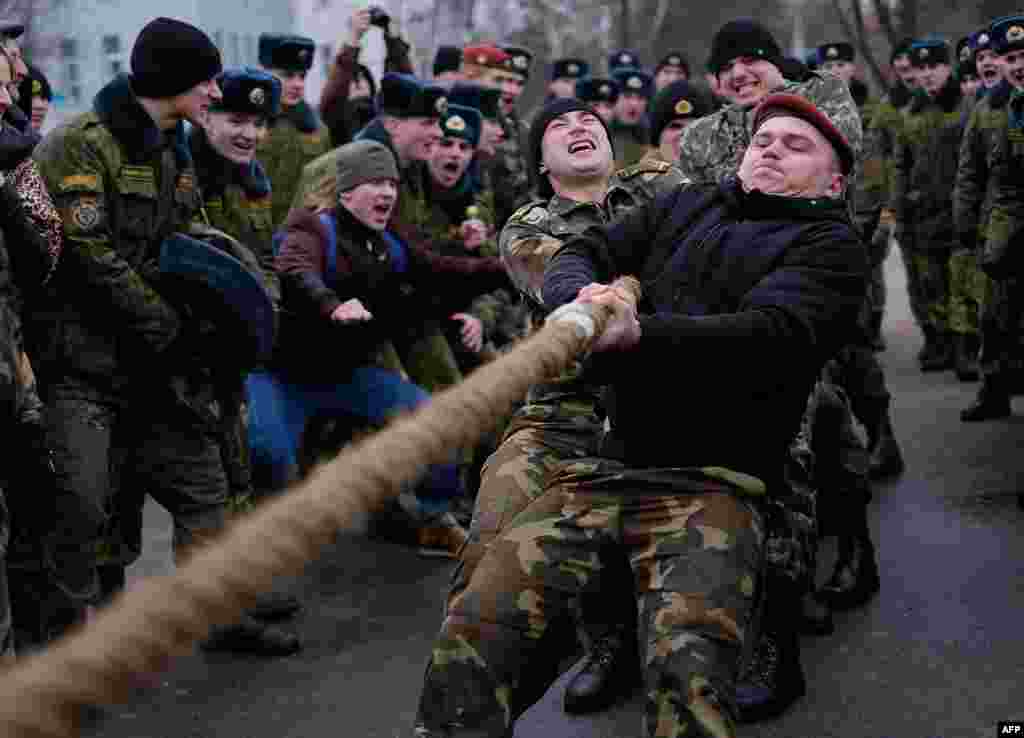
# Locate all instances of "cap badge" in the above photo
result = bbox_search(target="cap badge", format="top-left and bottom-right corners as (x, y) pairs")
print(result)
(1008, 25), (1024, 43)
(620, 54), (632, 65)
(979, 33), (990, 46)
(297, 48), (309, 62)
(919, 47), (929, 59)
(514, 55), (528, 69)
(31, 79), (41, 96)
(668, 55), (681, 65)
(827, 46), (839, 58)
(477, 54), (488, 64)
(435, 95), (449, 115)
(627, 76), (643, 89)
(250, 87), (266, 106)
(960, 45), (971, 62)
(446, 115), (466, 132)
(674, 99), (693, 115)
(567, 62), (580, 75)
(599, 84), (611, 95)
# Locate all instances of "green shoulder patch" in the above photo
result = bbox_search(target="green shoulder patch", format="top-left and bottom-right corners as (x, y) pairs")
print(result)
(509, 201), (547, 226)
(616, 158), (671, 180)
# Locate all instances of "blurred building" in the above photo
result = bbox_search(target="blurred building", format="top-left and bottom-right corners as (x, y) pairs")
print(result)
(34, 0), (293, 124)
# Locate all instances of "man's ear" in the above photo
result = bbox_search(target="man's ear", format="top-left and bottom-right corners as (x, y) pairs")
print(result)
(339, 188), (353, 206)
(828, 172), (845, 199)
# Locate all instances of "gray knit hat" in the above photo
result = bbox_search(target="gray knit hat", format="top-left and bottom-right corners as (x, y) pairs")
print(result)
(336, 140), (399, 193)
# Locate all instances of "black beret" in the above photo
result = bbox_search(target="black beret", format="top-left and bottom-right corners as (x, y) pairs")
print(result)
(910, 40), (950, 67)
(575, 76), (620, 104)
(550, 58), (589, 81)
(433, 46), (462, 76)
(611, 67), (653, 98)
(502, 45), (534, 79)
(609, 49), (641, 72)
(210, 66), (281, 118)
(258, 34), (315, 72)
(448, 82), (501, 120)
(817, 42), (856, 64)
(649, 80), (711, 145)
(707, 19), (783, 75)
(656, 51), (690, 76)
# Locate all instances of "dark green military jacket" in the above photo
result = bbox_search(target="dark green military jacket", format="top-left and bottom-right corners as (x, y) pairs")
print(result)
(30, 74), (200, 392)
(256, 100), (331, 228)
(499, 157), (685, 435)
(976, 88), (1024, 275)
(679, 71), (863, 187)
(187, 125), (280, 307)
(890, 77), (963, 249)
(954, 83), (1012, 250)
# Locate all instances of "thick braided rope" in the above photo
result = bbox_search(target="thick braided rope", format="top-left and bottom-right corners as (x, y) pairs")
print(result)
(0, 278), (639, 738)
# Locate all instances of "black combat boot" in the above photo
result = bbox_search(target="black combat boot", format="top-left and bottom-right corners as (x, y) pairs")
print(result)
(200, 613), (301, 657)
(960, 374), (1012, 422)
(799, 592), (834, 636)
(865, 402), (905, 480)
(735, 577), (806, 723)
(817, 499), (880, 611)
(919, 331), (954, 372)
(953, 333), (981, 382)
(563, 627), (642, 715)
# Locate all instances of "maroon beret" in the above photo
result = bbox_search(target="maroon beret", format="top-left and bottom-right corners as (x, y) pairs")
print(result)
(752, 92), (854, 175)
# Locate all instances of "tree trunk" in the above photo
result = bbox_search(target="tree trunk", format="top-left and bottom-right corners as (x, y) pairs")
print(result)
(620, 0), (630, 49)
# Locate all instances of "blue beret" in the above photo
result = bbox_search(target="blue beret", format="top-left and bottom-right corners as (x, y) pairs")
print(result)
(909, 39), (950, 67)
(210, 66), (281, 117)
(258, 34), (315, 72)
(448, 82), (501, 120)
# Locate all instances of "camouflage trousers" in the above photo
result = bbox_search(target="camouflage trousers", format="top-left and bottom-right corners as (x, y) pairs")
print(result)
(947, 248), (989, 336)
(416, 459), (765, 738)
(899, 240), (952, 333)
(979, 277), (1024, 378)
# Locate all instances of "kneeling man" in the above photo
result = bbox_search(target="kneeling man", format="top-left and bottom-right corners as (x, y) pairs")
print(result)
(413, 93), (867, 738)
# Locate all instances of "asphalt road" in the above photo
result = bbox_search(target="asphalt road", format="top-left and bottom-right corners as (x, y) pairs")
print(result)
(84, 250), (1024, 738)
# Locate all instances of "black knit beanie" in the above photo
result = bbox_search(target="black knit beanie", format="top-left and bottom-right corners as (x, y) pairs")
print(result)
(707, 19), (782, 75)
(529, 97), (613, 199)
(131, 17), (222, 99)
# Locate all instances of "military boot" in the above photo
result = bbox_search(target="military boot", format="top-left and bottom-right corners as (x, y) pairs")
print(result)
(919, 331), (954, 372)
(960, 374), (1012, 422)
(953, 333), (980, 382)
(200, 613), (301, 657)
(736, 578), (806, 723)
(817, 536), (880, 611)
(563, 627), (642, 715)
(865, 403), (905, 480)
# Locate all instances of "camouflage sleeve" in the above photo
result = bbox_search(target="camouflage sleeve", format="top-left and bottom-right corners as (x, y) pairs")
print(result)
(982, 122), (1024, 271)
(34, 132), (181, 355)
(498, 204), (562, 305)
(677, 115), (713, 185)
(797, 72), (864, 160)
(954, 107), (987, 250)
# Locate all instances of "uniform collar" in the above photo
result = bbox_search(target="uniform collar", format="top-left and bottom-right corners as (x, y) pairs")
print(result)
(94, 74), (181, 158)
(278, 99), (320, 133)
(548, 193), (602, 217)
(723, 177), (848, 221)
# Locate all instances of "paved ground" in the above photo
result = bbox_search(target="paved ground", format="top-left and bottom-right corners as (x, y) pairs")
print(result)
(84, 251), (1024, 738)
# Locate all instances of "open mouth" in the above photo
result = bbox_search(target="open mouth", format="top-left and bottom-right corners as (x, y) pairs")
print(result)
(981, 67), (1000, 82)
(1010, 68), (1024, 84)
(442, 160), (460, 173)
(567, 139), (596, 155)
(232, 140), (255, 152)
(372, 203), (392, 217)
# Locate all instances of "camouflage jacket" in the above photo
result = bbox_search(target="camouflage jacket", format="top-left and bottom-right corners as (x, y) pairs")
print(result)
(188, 125), (280, 308)
(678, 71), (863, 186)
(610, 121), (649, 171)
(977, 90), (1024, 275)
(487, 108), (534, 231)
(857, 91), (909, 222)
(890, 77), (963, 248)
(954, 82), (1012, 250)
(29, 74), (200, 392)
(499, 158), (685, 435)
(256, 100), (331, 229)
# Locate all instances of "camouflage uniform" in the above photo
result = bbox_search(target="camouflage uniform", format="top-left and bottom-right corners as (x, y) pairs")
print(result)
(23, 76), (228, 641)
(890, 80), (963, 344)
(257, 101), (331, 228)
(677, 71), (863, 187)
(954, 85), (1014, 382)
(487, 108), (534, 230)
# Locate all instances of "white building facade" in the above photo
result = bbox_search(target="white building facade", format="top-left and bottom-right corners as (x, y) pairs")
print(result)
(35, 0), (293, 124)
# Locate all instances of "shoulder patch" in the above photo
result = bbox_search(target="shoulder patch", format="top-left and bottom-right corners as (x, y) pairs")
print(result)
(616, 158), (672, 180)
(59, 174), (100, 192)
(510, 202), (548, 225)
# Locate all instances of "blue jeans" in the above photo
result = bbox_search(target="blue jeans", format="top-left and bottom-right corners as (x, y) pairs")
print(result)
(246, 368), (460, 514)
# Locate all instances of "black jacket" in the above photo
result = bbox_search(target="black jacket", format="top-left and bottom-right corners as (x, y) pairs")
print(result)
(544, 178), (868, 485)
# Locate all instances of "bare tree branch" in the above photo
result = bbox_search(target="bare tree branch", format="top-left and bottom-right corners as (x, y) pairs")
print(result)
(642, 0), (672, 53)
(843, 0), (888, 88)
(869, 0), (898, 43)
